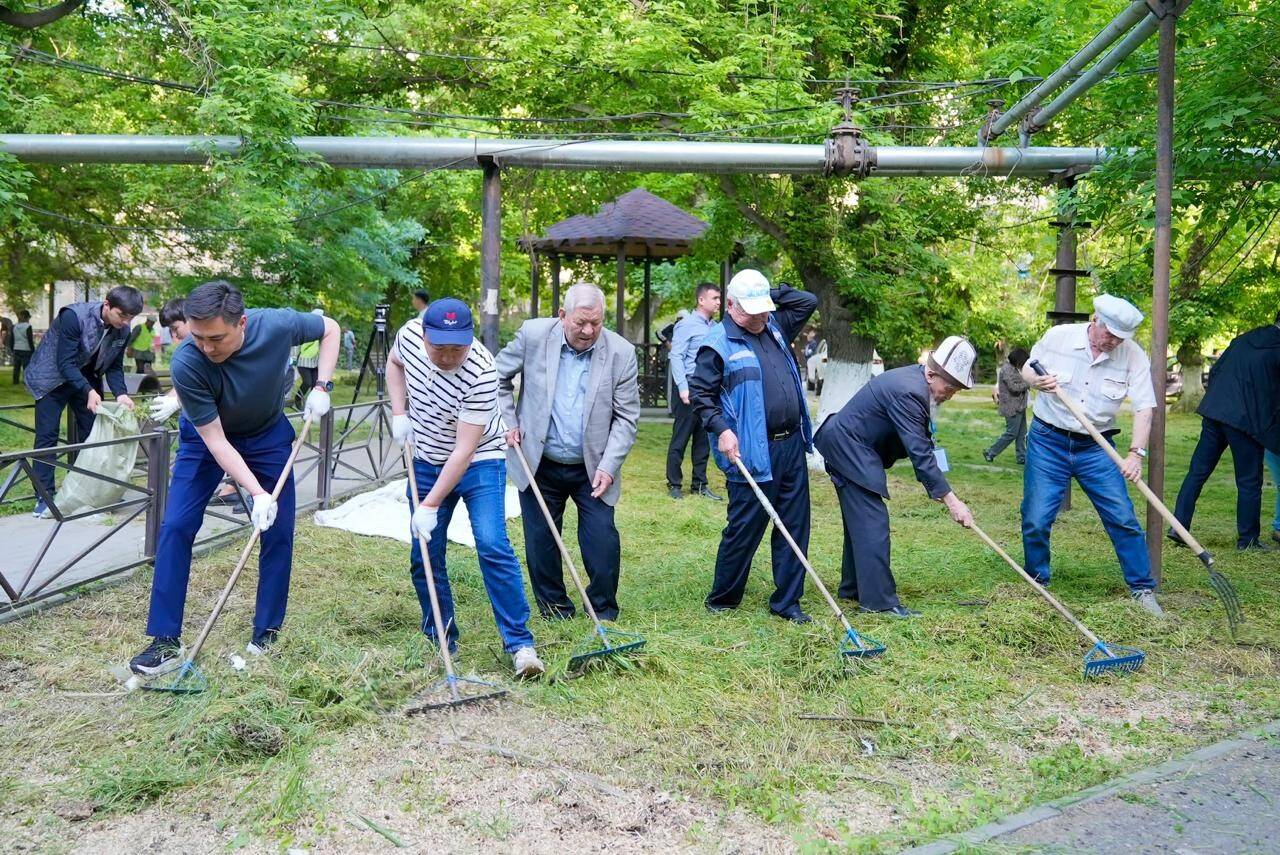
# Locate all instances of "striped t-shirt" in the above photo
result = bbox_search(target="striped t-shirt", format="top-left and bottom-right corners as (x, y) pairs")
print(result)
(392, 318), (507, 464)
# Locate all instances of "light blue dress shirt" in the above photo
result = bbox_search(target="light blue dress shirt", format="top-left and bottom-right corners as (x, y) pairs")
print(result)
(544, 332), (595, 464)
(669, 310), (714, 394)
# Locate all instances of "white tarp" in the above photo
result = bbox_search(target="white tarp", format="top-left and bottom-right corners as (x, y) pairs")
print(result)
(313, 478), (521, 548)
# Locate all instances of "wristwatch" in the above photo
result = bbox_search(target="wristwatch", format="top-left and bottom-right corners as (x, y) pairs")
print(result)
(1129, 447), (1147, 458)
(314, 380), (334, 392)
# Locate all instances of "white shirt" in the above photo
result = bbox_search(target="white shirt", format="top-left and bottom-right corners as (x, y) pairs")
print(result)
(1029, 323), (1156, 432)
(391, 319), (507, 465)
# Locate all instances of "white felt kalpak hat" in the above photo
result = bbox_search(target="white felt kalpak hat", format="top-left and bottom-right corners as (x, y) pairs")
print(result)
(929, 335), (977, 389)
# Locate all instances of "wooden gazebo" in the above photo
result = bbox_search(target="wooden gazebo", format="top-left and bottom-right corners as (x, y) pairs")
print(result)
(522, 188), (724, 345)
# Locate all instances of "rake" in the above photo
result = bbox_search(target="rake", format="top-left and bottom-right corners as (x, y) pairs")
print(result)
(970, 521), (1144, 678)
(1029, 360), (1243, 633)
(512, 445), (646, 671)
(733, 458), (885, 663)
(401, 445), (508, 713)
(142, 414), (314, 694)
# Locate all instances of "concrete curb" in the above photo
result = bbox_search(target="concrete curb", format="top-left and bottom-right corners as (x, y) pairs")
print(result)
(900, 718), (1280, 854)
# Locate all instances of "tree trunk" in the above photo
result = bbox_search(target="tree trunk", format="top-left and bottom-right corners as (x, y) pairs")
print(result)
(1173, 340), (1205, 413)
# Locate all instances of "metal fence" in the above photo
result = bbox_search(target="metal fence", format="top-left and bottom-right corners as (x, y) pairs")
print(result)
(0, 400), (403, 619)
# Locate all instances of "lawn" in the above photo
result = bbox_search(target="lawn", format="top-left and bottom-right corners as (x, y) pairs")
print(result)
(1, 390), (1277, 853)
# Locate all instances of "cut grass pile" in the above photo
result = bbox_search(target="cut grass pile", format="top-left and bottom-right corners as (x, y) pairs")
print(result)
(0, 391), (1277, 852)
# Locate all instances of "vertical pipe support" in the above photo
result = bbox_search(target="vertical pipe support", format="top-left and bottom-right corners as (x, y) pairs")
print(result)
(317, 408), (334, 510)
(550, 253), (561, 315)
(529, 251), (540, 318)
(1147, 7), (1178, 582)
(642, 254), (652, 345)
(479, 158), (502, 354)
(615, 245), (627, 335)
(144, 426), (170, 558)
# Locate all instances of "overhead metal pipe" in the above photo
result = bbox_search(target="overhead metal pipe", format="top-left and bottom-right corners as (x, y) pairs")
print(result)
(1, 134), (1271, 178)
(987, 1), (1152, 140)
(1028, 13), (1161, 134)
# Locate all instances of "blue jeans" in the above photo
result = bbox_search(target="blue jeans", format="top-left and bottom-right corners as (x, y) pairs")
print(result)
(407, 457), (534, 653)
(1267, 451), (1280, 534)
(1021, 419), (1154, 591)
(147, 415), (297, 638)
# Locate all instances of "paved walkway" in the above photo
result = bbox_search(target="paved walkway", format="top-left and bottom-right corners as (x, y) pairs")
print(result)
(906, 720), (1280, 854)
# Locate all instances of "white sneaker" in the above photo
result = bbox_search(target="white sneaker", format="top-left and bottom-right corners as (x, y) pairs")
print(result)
(1131, 590), (1165, 618)
(512, 646), (545, 679)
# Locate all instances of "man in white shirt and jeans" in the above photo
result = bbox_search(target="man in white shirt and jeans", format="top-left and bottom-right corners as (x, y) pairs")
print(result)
(1021, 294), (1163, 616)
(386, 297), (544, 678)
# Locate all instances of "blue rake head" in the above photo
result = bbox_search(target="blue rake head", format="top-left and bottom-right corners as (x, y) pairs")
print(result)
(568, 626), (647, 671)
(139, 660), (208, 694)
(1083, 642), (1145, 678)
(404, 675), (508, 714)
(839, 628), (887, 661)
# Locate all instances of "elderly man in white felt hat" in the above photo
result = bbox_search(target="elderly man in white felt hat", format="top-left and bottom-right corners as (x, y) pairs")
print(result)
(813, 335), (978, 618)
(1020, 293), (1163, 617)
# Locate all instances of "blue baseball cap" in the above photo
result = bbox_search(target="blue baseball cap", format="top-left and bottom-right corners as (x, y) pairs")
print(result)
(421, 298), (474, 346)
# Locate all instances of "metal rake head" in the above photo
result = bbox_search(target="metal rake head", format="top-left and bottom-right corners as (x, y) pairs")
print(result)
(839, 628), (887, 660)
(139, 660), (208, 694)
(1083, 642), (1145, 679)
(404, 675), (508, 714)
(568, 627), (647, 671)
(1205, 565), (1244, 635)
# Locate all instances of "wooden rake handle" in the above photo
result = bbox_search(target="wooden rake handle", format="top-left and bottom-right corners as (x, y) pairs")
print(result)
(512, 443), (606, 631)
(402, 444), (461, 686)
(1029, 360), (1212, 563)
(731, 457), (852, 633)
(968, 521), (1103, 648)
(185, 413), (314, 665)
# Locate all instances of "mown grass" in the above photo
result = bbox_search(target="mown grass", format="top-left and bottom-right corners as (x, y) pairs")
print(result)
(1, 391), (1277, 851)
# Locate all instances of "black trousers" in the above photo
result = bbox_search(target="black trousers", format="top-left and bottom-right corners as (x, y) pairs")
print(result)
(1173, 416), (1265, 547)
(11, 350), (30, 384)
(834, 479), (899, 610)
(33, 381), (97, 500)
(666, 395), (709, 490)
(294, 366), (317, 409)
(707, 431), (808, 613)
(518, 457), (621, 621)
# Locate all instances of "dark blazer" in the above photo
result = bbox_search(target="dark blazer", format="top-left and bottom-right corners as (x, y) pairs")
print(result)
(814, 364), (951, 500)
(1198, 324), (1280, 453)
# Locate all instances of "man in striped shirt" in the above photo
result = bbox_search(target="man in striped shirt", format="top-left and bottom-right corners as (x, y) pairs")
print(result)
(386, 298), (545, 678)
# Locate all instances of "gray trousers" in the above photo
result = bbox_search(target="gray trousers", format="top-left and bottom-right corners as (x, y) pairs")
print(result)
(986, 410), (1027, 461)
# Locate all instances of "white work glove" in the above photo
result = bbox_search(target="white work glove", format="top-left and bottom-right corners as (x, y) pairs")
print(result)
(250, 493), (278, 532)
(303, 388), (331, 420)
(410, 504), (438, 542)
(391, 414), (413, 446)
(148, 394), (181, 422)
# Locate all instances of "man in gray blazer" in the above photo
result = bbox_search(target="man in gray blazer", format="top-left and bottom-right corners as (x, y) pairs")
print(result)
(495, 284), (641, 621)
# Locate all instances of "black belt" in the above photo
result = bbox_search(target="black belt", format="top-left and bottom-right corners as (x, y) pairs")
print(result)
(769, 426), (799, 441)
(1033, 417), (1119, 442)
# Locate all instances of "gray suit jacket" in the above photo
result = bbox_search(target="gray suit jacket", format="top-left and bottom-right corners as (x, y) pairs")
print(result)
(495, 318), (640, 506)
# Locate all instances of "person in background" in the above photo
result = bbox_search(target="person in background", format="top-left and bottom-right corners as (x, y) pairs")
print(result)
(129, 316), (159, 375)
(666, 283), (722, 501)
(984, 347), (1031, 464)
(1, 315), (12, 367)
(1267, 450), (1280, 546)
(1171, 314), (1280, 551)
(11, 310), (34, 384)
(411, 289), (430, 315)
(24, 286), (142, 518)
(342, 327), (356, 370)
(293, 309), (324, 409)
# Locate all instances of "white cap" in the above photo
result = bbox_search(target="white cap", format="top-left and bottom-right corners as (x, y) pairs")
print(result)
(929, 335), (977, 389)
(726, 269), (776, 315)
(1093, 294), (1143, 339)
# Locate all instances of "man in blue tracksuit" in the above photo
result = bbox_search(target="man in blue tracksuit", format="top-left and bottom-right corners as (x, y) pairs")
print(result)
(24, 287), (143, 517)
(129, 280), (339, 675)
(689, 269), (817, 622)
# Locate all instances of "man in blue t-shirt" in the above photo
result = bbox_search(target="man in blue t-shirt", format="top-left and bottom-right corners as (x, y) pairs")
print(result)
(130, 280), (339, 675)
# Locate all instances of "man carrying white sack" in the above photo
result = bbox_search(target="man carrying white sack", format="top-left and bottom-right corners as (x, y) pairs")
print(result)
(386, 297), (545, 678)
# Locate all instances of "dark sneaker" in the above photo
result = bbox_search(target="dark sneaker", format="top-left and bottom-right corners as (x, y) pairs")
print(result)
(668, 486), (683, 500)
(696, 485), (724, 501)
(1166, 530), (1190, 549)
(860, 605), (921, 619)
(982, 450), (996, 463)
(129, 637), (183, 675)
(771, 606), (813, 624)
(1272, 529), (1280, 546)
(1238, 539), (1278, 553)
(246, 629), (279, 657)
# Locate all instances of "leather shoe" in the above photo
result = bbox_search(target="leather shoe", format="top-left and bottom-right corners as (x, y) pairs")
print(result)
(1238, 539), (1278, 552)
(860, 605), (920, 619)
(1166, 530), (1190, 549)
(696, 485), (724, 501)
(1272, 529), (1280, 546)
(771, 607), (812, 624)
